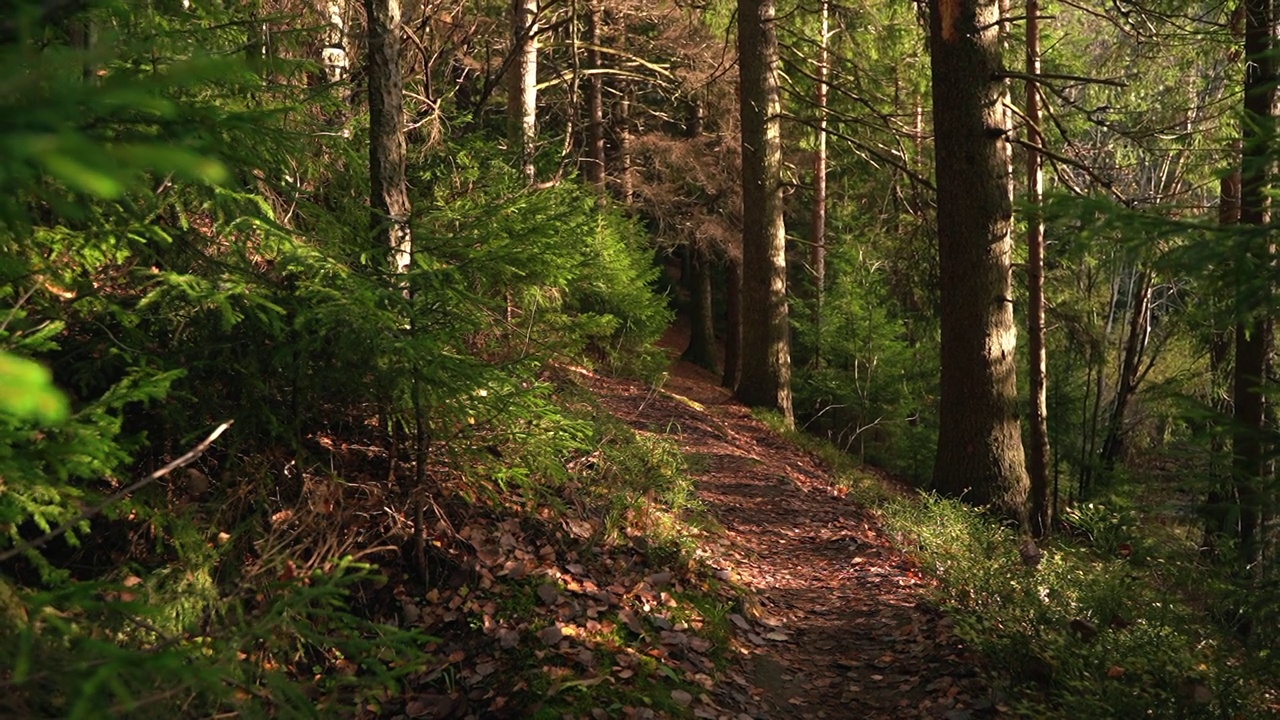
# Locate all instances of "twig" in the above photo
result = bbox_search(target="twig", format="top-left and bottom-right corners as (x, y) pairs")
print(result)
(0, 421), (233, 564)
(995, 70), (1127, 88)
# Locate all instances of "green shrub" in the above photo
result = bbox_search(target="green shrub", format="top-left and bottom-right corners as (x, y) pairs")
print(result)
(881, 494), (1269, 718)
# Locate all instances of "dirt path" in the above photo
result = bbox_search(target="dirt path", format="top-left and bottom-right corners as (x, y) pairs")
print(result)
(577, 332), (1000, 720)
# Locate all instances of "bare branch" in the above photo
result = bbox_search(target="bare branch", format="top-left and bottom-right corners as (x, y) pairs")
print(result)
(0, 420), (234, 564)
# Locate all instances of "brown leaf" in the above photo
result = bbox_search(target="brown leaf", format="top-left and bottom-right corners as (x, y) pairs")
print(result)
(538, 625), (564, 646)
(537, 583), (560, 606)
(497, 628), (520, 649)
(405, 693), (456, 718)
(670, 689), (693, 707)
(646, 571), (674, 587)
(619, 608), (645, 635)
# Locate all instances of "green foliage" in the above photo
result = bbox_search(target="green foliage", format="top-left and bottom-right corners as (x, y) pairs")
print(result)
(791, 239), (938, 481)
(3, 559), (432, 719)
(880, 495), (1273, 719)
(414, 140), (671, 378)
(0, 352), (68, 423)
(0, 1), (673, 716)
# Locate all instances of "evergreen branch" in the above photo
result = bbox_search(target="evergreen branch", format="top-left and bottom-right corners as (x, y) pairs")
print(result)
(0, 420), (234, 564)
(784, 112), (937, 194)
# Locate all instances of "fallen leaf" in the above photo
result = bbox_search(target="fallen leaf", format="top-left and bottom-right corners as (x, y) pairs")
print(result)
(537, 583), (559, 606)
(619, 608), (645, 635)
(497, 627), (520, 649)
(405, 693), (455, 718)
(647, 571), (674, 587)
(538, 625), (564, 646)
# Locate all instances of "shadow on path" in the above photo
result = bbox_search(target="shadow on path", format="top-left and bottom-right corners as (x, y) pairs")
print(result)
(575, 336), (1000, 719)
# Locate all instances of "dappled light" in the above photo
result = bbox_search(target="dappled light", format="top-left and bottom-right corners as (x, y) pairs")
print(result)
(2, 0), (1278, 717)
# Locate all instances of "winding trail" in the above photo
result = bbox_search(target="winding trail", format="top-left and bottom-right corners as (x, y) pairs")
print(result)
(577, 330), (1001, 719)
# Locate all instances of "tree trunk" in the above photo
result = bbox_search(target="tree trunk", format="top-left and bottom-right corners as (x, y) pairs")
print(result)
(928, 0), (1029, 520)
(616, 89), (634, 203)
(722, 255), (743, 390)
(735, 0), (793, 426)
(365, 0), (412, 272)
(1025, 0), (1051, 537)
(583, 2), (606, 187)
(683, 246), (719, 373)
(1233, 0), (1275, 575)
(322, 0), (350, 82)
(1203, 165), (1241, 555)
(810, 0), (829, 368)
(508, 0), (538, 183)
(1098, 268), (1152, 472)
(682, 102), (717, 373)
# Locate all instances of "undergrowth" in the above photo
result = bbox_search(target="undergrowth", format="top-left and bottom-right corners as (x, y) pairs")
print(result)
(755, 410), (1280, 719)
(0, 3), (695, 716)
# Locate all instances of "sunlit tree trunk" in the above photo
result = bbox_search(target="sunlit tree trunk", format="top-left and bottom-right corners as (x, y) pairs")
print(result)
(321, 0), (350, 82)
(509, 0), (538, 182)
(583, 1), (606, 187)
(810, 0), (829, 368)
(365, 0), (411, 272)
(1024, 0), (1051, 537)
(1025, 0), (1051, 538)
(1233, 0), (1275, 575)
(735, 0), (793, 426)
(616, 89), (634, 203)
(928, 0), (1029, 521)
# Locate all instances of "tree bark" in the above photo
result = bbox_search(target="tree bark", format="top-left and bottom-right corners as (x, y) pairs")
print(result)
(365, 0), (412, 272)
(1024, 0), (1051, 537)
(322, 0), (350, 82)
(508, 0), (538, 183)
(683, 246), (719, 372)
(722, 254), (742, 390)
(583, 1), (606, 187)
(928, 0), (1029, 520)
(810, 0), (829, 368)
(616, 89), (634, 203)
(735, 0), (793, 426)
(1203, 165), (1240, 554)
(1098, 268), (1152, 472)
(1233, 0), (1275, 575)
(1025, 0), (1051, 538)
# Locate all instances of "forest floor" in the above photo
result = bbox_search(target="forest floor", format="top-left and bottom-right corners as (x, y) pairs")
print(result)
(383, 325), (1003, 720)
(570, 326), (1001, 720)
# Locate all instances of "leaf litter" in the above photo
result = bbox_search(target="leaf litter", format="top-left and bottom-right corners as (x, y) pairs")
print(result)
(380, 326), (999, 719)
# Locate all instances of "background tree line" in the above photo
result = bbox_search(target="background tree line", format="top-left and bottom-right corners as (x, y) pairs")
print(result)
(1, 0), (1279, 715)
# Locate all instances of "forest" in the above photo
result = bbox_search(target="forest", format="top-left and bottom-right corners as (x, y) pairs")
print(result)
(1, 0), (1278, 717)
